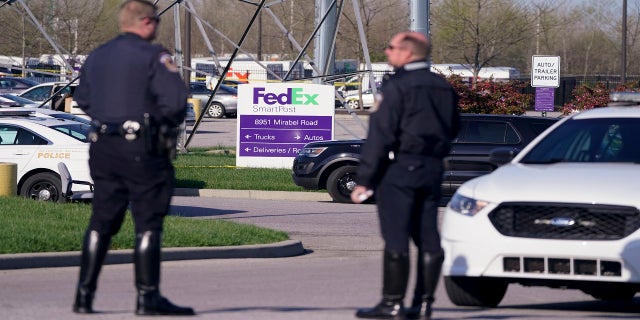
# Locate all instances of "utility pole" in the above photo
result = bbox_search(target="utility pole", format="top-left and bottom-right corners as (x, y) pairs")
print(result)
(184, 8), (191, 87)
(258, 11), (262, 60)
(622, 0), (627, 85)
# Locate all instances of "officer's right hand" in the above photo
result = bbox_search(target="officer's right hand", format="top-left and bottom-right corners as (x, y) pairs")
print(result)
(351, 186), (374, 204)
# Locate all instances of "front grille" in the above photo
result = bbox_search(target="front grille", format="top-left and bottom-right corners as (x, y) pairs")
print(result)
(489, 202), (640, 240)
(503, 256), (622, 277)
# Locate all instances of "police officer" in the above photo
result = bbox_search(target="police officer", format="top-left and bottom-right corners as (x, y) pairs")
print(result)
(72, 0), (194, 316)
(351, 32), (460, 320)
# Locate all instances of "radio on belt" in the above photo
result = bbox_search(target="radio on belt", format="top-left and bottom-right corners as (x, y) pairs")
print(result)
(121, 120), (141, 141)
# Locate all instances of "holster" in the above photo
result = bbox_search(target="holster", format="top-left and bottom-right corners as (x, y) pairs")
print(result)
(143, 113), (178, 159)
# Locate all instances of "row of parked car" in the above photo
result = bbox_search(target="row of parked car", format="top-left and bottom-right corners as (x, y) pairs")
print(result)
(0, 76), (244, 124)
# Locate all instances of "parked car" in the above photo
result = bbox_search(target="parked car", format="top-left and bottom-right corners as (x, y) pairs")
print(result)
(0, 109), (91, 202)
(292, 114), (558, 203)
(18, 81), (78, 109)
(441, 92), (640, 308)
(3, 107), (91, 125)
(0, 76), (39, 94)
(344, 88), (376, 110)
(0, 94), (41, 108)
(0, 95), (25, 108)
(189, 82), (238, 118)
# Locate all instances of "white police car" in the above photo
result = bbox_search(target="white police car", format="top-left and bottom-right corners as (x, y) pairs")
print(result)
(441, 92), (640, 307)
(0, 109), (91, 202)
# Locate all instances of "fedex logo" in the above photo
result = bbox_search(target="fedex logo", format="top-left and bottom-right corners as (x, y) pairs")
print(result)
(253, 87), (319, 105)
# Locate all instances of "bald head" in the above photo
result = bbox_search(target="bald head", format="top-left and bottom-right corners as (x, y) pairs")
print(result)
(396, 32), (431, 60)
(385, 31), (431, 68)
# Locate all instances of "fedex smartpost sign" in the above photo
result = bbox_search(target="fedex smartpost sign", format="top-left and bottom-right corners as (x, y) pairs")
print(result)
(236, 83), (334, 168)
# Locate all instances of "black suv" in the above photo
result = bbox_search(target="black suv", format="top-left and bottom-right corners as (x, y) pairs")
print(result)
(292, 114), (558, 203)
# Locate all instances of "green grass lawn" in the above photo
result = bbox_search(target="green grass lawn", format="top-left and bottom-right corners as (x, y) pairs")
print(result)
(0, 148), (311, 254)
(0, 196), (288, 254)
(173, 147), (311, 191)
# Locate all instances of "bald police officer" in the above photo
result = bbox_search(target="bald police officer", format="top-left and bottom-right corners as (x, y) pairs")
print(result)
(72, 0), (194, 316)
(351, 32), (460, 320)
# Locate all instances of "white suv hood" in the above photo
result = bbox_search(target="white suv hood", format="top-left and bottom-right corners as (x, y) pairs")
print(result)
(459, 162), (640, 207)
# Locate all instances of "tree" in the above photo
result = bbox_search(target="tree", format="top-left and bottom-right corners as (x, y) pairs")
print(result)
(431, 0), (539, 87)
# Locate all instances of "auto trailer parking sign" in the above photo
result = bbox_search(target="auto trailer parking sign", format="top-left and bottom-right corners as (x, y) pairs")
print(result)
(236, 83), (334, 168)
(531, 55), (560, 88)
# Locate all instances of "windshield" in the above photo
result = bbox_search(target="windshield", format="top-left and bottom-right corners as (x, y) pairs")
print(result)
(1, 94), (36, 104)
(51, 123), (91, 142)
(521, 118), (640, 164)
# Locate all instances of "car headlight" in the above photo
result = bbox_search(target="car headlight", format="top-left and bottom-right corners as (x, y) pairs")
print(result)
(448, 193), (490, 216)
(299, 147), (327, 157)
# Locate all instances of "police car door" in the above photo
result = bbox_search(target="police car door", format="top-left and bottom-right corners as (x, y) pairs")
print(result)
(0, 125), (47, 176)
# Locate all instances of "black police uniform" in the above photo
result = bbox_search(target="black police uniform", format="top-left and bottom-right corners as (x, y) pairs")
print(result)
(356, 60), (460, 319)
(72, 32), (193, 316)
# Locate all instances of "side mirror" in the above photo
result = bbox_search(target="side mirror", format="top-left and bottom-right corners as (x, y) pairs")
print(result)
(489, 147), (519, 167)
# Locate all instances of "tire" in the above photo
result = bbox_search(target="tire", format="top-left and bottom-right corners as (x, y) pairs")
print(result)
(20, 172), (63, 202)
(326, 165), (357, 203)
(582, 285), (638, 301)
(206, 103), (225, 118)
(444, 276), (507, 307)
(346, 99), (360, 110)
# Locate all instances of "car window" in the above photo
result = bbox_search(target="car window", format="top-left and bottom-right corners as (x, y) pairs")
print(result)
(51, 123), (91, 142)
(0, 79), (17, 89)
(457, 120), (520, 144)
(1, 94), (36, 104)
(531, 122), (555, 135)
(20, 85), (52, 101)
(218, 84), (237, 94)
(53, 85), (75, 96)
(0, 125), (47, 145)
(521, 118), (640, 163)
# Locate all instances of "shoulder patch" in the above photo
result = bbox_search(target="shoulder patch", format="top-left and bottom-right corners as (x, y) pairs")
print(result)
(159, 53), (179, 73)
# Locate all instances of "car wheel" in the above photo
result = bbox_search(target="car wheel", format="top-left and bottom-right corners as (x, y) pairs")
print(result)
(326, 165), (357, 203)
(206, 103), (225, 118)
(444, 276), (507, 307)
(346, 99), (360, 110)
(582, 285), (638, 301)
(20, 172), (63, 202)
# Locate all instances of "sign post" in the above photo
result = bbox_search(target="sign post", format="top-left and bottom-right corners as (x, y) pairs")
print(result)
(236, 83), (335, 168)
(531, 55), (560, 116)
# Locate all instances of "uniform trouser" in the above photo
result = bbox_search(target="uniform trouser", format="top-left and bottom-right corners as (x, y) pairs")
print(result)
(87, 135), (174, 235)
(376, 155), (443, 254)
(75, 135), (174, 311)
(375, 155), (444, 301)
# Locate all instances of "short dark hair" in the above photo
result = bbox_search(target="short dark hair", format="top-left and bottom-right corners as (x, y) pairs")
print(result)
(119, 0), (157, 28)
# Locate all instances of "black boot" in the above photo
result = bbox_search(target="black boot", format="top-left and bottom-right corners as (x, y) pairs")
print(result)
(406, 252), (425, 320)
(73, 230), (111, 314)
(356, 250), (409, 320)
(414, 250), (444, 320)
(134, 230), (195, 316)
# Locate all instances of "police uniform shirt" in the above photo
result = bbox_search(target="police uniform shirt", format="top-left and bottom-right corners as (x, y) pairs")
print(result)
(75, 33), (187, 126)
(357, 61), (461, 190)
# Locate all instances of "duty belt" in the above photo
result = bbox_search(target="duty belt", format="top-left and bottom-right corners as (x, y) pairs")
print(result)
(90, 120), (142, 142)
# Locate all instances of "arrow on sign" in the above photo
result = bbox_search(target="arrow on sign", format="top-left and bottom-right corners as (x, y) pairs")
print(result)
(294, 134), (301, 140)
(244, 147), (251, 152)
(245, 134), (251, 139)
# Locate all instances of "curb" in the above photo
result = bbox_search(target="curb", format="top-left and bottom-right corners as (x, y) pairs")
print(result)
(1, 190), (321, 270)
(0, 240), (305, 270)
(173, 188), (333, 202)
